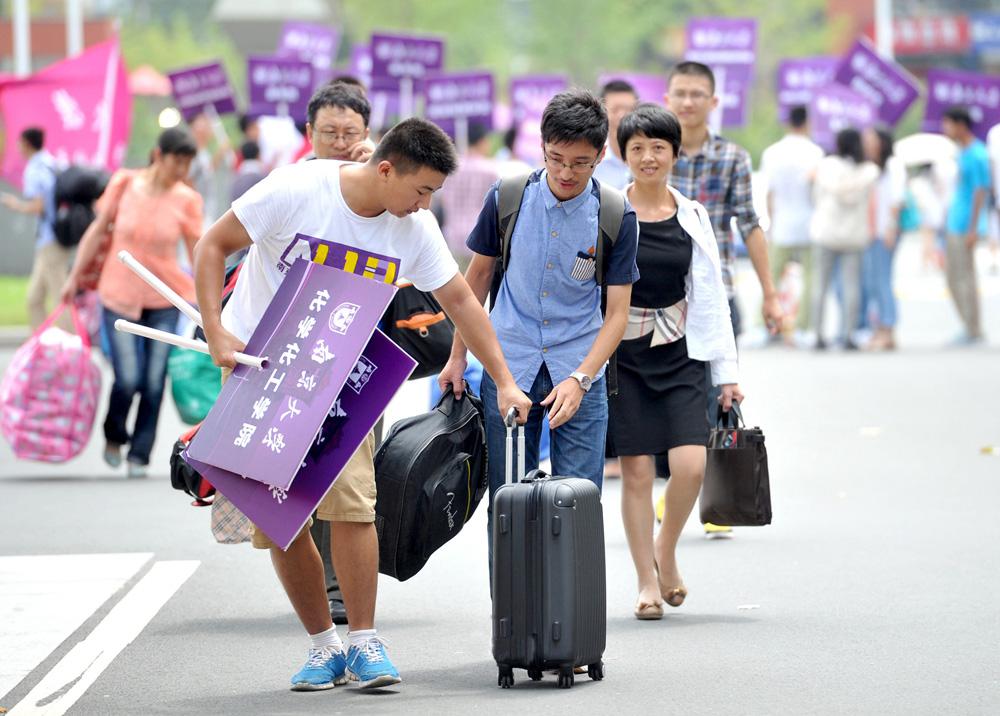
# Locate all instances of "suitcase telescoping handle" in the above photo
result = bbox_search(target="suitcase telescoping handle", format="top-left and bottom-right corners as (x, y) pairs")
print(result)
(504, 407), (526, 486)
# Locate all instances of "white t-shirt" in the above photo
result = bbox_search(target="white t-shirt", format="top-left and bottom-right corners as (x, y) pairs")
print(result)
(222, 160), (459, 342)
(873, 156), (907, 238)
(760, 133), (825, 247)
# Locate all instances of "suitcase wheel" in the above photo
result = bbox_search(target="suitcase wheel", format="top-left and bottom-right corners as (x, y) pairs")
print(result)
(588, 662), (605, 681)
(498, 665), (514, 689)
(557, 666), (574, 689)
(527, 667), (543, 681)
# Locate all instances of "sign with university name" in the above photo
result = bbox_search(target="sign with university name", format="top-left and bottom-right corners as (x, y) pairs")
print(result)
(168, 61), (237, 121)
(247, 55), (314, 119)
(832, 37), (920, 126)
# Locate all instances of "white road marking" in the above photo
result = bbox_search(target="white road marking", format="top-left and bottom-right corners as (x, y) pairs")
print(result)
(8, 560), (199, 716)
(0, 553), (153, 700)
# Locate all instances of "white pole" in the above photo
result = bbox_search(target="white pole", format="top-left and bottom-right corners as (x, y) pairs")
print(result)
(113, 320), (268, 370)
(117, 250), (204, 328)
(455, 117), (469, 156)
(875, 0), (894, 59)
(66, 0), (84, 57)
(13, 0), (31, 77)
(400, 77), (414, 119)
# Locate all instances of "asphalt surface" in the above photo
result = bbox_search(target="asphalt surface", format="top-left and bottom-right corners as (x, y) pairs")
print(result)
(2, 243), (999, 715)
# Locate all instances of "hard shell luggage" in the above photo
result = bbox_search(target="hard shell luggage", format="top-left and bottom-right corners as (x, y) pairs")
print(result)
(491, 409), (606, 689)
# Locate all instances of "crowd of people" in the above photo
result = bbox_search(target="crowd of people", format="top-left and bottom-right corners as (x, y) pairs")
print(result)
(4, 56), (998, 694)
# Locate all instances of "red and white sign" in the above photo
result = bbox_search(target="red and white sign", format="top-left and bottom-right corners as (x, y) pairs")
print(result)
(866, 16), (971, 56)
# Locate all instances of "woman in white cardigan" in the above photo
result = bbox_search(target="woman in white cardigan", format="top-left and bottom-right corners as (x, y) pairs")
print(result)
(607, 104), (742, 620)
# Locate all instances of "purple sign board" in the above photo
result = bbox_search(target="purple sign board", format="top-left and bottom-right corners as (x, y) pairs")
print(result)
(186, 259), (396, 490)
(809, 83), (877, 152)
(277, 21), (340, 79)
(597, 72), (666, 104)
(510, 74), (568, 164)
(248, 55), (314, 120)
(187, 328), (415, 551)
(424, 71), (494, 138)
(923, 68), (1000, 142)
(833, 37), (920, 126)
(370, 32), (444, 92)
(776, 56), (839, 122)
(167, 62), (237, 121)
(349, 44), (372, 88)
(684, 18), (757, 129)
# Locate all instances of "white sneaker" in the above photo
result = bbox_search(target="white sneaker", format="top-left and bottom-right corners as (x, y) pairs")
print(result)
(126, 461), (148, 479)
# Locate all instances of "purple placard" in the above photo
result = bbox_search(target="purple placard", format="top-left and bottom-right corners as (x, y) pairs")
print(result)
(187, 329), (415, 551)
(277, 234), (401, 284)
(186, 259), (396, 489)
(809, 83), (877, 152)
(685, 17), (757, 66)
(510, 74), (568, 163)
(167, 62), (237, 121)
(776, 56), (838, 122)
(833, 37), (920, 126)
(369, 32), (444, 92)
(247, 55), (315, 120)
(277, 22), (340, 76)
(922, 68), (1000, 142)
(424, 71), (494, 137)
(349, 44), (372, 87)
(597, 72), (666, 104)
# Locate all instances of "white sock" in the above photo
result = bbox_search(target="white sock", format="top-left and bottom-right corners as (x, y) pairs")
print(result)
(348, 628), (377, 649)
(309, 626), (343, 652)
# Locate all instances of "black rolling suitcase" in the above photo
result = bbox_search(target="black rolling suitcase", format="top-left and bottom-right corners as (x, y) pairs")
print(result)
(491, 409), (606, 689)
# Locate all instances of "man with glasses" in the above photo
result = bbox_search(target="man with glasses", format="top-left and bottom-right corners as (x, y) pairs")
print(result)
(439, 90), (639, 563)
(302, 80), (375, 163)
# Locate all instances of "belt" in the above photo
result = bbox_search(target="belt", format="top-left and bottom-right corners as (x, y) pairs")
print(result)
(622, 299), (687, 346)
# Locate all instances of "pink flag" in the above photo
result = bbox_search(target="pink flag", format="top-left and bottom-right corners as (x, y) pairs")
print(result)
(0, 38), (132, 189)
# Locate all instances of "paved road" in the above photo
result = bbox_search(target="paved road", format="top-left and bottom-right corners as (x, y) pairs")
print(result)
(2, 245), (999, 715)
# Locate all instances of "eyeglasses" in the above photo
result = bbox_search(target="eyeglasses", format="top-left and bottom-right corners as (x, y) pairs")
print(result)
(316, 128), (363, 145)
(543, 150), (600, 174)
(667, 90), (712, 103)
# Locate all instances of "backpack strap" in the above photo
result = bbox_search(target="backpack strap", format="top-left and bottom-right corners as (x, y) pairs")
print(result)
(490, 172), (532, 309)
(595, 182), (627, 397)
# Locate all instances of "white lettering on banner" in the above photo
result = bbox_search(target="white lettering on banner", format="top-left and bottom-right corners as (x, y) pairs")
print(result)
(328, 303), (360, 335)
(314, 428), (326, 447)
(848, 53), (908, 105)
(234, 423), (257, 448)
(296, 316), (317, 340)
(297, 370), (317, 392)
(262, 427), (286, 454)
(264, 370), (286, 393)
(691, 27), (754, 50)
(280, 397), (302, 422)
(251, 396), (272, 421)
(328, 399), (347, 419)
(279, 343), (300, 367)
(269, 485), (288, 504)
(309, 290), (330, 312)
(52, 90), (85, 131)
(346, 356), (377, 394)
(264, 86), (302, 103)
(373, 39), (440, 67)
(311, 340), (336, 365)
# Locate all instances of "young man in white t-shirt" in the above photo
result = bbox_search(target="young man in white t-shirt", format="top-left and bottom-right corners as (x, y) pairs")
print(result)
(194, 118), (531, 691)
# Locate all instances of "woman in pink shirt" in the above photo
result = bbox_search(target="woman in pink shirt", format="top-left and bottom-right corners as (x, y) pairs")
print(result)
(63, 128), (203, 477)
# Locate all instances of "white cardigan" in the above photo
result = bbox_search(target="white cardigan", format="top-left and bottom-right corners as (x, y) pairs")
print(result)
(646, 185), (739, 386)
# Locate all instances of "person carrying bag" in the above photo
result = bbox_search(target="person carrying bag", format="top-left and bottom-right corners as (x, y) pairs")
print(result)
(700, 402), (772, 527)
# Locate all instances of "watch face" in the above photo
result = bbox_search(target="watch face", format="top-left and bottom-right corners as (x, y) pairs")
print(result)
(577, 374), (592, 391)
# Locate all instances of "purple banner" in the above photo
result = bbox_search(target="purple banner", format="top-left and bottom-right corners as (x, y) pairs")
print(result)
(277, 21), (340, 79)
(833, 37), (920, 126)
(277, 234), (400, 284)
(923, 68), (1000, 142)
(186, 259), (396, 489)
(809, 83), (877, 152)
(776, 56), (839, 122)
(247, 55), (314, 120)
(187, 329), (415, 551)
(370, 32), (444, 92)
(167, 62), (237, 121)
(684, 18), (757, 129)
(597, 72), (666, 104)
(424, 71), (494, 138)
(510, 74), (568, 163)
(349, 44), (372, 88)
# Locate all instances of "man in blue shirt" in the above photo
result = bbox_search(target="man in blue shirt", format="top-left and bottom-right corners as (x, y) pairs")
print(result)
(2, 127), (62, 330)
(439, 90), (639, 555)
(942, 106), (991, 344)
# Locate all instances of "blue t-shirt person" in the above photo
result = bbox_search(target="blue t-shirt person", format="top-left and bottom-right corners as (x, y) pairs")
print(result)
(22, 149), (57, 248)
(946, 139), (992, 237)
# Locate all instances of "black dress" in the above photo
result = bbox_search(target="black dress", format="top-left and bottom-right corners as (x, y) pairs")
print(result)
(607, 215), (709, 457)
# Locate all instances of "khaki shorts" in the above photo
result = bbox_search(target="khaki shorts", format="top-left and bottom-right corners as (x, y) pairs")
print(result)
(220, 367), (378, 551)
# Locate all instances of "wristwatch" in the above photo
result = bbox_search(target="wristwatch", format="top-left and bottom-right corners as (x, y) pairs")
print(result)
(570, 371), (592, 392)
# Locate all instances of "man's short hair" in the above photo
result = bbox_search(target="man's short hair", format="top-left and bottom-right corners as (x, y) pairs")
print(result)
(328, 75), (367, 94)
(789, 105), (808, 129)
(238, 113), (257, 134)
(668, 61), (716, 95)
(307, 83), (371, 128)
(467, 121), (490, 147)
(372, 118), (458, 175)
(943, 105), (974, 129)
(540, 89), (608, 151)
(240, 140), (260, 161)
(157, 127), (198, 157)
(600, 79), (638, 100)
(616, 103), (682, 159)
(20, 127), (44, 151)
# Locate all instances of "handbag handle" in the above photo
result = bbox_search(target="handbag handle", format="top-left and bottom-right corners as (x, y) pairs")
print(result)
(715, 401), (744, 429)
(29, 301), (90, 351)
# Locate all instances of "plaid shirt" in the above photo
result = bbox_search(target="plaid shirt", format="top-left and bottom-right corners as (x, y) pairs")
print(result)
(669, 134), (760, 298)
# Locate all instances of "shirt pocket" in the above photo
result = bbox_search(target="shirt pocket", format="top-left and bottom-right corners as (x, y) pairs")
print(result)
(569, 251), (597, 281)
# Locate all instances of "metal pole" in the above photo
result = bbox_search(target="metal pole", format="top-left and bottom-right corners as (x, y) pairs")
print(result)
(13, 0), (31, 77)
(875, 0), (894, 59)
(66, 0), (84, 56)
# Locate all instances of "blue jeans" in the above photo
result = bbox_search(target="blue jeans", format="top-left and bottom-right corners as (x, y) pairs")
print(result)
(861, 238), (898, 329)
(481, 364), (607, 562)
(102, 305), (179, 465)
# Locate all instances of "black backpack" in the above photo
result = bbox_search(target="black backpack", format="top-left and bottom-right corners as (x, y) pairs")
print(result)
(382, 282), (455, 380)
(374, 388), (487, 581)
(50, 165), (109, 248)
(169, 424), (215, 506)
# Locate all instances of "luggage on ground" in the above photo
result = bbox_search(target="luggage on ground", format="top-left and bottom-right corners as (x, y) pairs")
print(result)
(491, 410), (606, 689)
(700, 402), (772, 526)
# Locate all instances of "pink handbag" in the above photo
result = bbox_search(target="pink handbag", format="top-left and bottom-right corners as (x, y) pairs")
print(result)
(0, 303), (102, 462)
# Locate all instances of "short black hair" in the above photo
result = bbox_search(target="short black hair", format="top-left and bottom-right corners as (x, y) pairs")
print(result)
(669, 61), (716, 95)
(238, 113), (257, 134)
(372, 117), (458, 175)
(157, 127), (197, 157)
(307, 83), (371, 128)
(834, 128), (864, 164)
(869, 126), (894, 170)
(468, 121), (490, 147)
(789, 105), (808, 129)
(328, 75), (367, 94)
(503, 125), (517, 152)
(617, 103), (681, 159)
(20, 127), (44, 151)
(540, 89), (608, 151)
(943, 105), (974, 130)
(600, 79), (638, 100)
(240, 140), (260, 161)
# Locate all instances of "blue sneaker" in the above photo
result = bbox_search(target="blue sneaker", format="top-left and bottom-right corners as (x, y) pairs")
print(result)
(346, 637), (402, 689)
(290, 647), (349, 691)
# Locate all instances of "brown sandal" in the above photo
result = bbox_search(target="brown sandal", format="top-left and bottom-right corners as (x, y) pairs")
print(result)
(663, 586), (688, 608)
(634, 599), (664, 620)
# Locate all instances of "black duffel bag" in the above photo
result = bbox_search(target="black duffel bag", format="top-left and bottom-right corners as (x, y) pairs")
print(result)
(382, 282), (454, 379)
(374, 387), (487, 581)
(699, 403), (772, 526)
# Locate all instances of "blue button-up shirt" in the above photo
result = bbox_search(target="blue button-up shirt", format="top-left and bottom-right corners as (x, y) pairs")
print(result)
(22, 150), (57, 248)
(467, 170), (639, 391)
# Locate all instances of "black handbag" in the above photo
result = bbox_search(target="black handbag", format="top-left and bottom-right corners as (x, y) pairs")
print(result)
(382, 283), (455, 380)
(699, 403), (772, 526)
